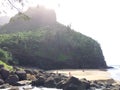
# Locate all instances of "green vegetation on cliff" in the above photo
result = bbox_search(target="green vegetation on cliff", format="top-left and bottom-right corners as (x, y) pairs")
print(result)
(0, 61), (13, 70)
(0, 6), (107, 70)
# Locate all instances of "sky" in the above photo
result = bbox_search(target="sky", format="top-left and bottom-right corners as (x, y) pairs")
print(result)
(0, 0), (120, 65)
(55, 0), (120, 65)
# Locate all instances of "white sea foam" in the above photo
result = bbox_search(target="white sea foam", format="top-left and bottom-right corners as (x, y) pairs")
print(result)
(0, 85), (62, 90)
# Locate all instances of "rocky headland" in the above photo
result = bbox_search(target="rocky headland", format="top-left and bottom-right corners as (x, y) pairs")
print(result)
(0, 5), (116, 90)
(0, 6), (107, 70)
(0, 65), (120, 90)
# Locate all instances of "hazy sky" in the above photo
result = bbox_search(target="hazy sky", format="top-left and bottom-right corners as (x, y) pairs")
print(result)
(56, 0), (120, 65)
(0, 0), (120, 65)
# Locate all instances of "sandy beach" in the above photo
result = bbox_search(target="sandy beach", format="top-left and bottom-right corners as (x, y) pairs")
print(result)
(49, 69), (111, 81)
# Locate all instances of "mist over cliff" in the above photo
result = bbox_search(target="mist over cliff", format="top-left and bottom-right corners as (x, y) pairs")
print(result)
(0, 6), (107, 69)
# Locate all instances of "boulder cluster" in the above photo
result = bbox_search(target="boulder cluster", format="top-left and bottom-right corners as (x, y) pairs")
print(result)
(0, 65), (120, 90)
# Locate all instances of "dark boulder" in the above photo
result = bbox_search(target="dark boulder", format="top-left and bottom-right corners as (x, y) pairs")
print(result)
(63, 83), (78, 90)
(54, 76), (64, 84)
(90, 82), (101, 88)
(56, 79), (68, 89)
(5, 75), (19, 85)
(63, 76), (90, 90)
(24, 69), (34, 75)
(0, 79), (4, 85)
(44, 76), (56, 88)
(16, 70), (27, 80)
(32, 70), (40, 76)
(0, 68), (10, 80)
(31, 76), (45, 86)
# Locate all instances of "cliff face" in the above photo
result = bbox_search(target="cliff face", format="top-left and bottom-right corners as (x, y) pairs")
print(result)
(0, 6), (107, 70)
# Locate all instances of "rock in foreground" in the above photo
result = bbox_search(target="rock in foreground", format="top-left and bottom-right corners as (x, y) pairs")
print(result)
(0, 65), (120, 90)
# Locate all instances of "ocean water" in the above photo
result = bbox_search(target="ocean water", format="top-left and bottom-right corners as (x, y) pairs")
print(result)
(107, 65), (120, 81)
(1, 85), (62, 90)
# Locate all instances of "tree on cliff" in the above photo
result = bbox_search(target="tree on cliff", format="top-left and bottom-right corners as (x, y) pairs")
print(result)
(0, 1), (107, 69)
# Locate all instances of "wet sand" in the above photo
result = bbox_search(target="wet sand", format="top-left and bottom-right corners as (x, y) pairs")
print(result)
(49, 69), (111, 81)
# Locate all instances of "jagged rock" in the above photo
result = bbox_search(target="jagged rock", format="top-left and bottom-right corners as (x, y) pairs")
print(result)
(31, 76), (46, 86)
(44, 76), (56, 88)
(63, 76), (90, 90)
(54, 76), (64, 84)
(5, 75), (19, 85)
(0, 79), (4, 85)
(24, 69), (34, 75)
(64, 83), (79, 90)
(0, 68), (10, 80)
(16, 71), (26, 80)
(56, 79), (67, 89)
(32, 70), (39, 75)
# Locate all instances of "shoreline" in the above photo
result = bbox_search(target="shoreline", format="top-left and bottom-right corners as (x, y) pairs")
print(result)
(48, 69), (114, 81)
(0, 68), (120, 90)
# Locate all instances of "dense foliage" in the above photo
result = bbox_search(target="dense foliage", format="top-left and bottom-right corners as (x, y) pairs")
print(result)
(0, 6), (107, 70)
(0, 60), (13, 70)
(0, 48), (12, 63)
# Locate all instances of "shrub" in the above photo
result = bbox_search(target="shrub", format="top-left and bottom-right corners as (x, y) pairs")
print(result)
(0, 48), (12, 63)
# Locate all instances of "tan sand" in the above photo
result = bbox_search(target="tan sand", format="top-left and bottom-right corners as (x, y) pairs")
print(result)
(49, 69), (112, 81)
